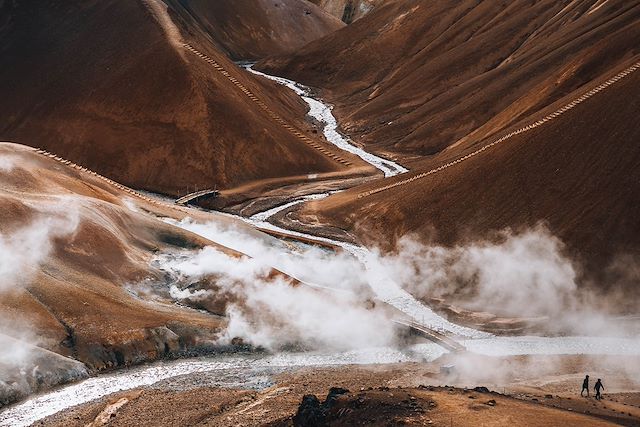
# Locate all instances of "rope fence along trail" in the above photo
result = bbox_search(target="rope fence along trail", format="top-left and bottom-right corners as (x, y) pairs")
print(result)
(31, 148), (189, 214)
(183, 44), (352, 167)
(357, 60), (640, 199)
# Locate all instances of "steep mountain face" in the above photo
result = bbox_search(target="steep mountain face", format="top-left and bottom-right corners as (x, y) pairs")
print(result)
(0, 0), (350, 197)
(261, 0), (640, 289)
(170, 0), (344, 60)
(297, 60), (640, 292)
(260, 0), (640, 163)
(308, 0), (380, 23)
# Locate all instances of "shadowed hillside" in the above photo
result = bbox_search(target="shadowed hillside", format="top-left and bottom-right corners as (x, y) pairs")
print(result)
(256, 0), (640, 290)
(169, 0), (344, 60)
(297, 59), (640, 292)
(308, 0), (380, 23)
(0, 0), (353, 197)
(260, 0), (640, 163)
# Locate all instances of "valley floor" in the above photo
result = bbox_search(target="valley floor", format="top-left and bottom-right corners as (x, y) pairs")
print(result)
(38, 354), (640, 426)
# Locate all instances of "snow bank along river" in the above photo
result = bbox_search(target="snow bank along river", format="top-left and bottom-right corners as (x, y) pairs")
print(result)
(241, 65), (478, 338)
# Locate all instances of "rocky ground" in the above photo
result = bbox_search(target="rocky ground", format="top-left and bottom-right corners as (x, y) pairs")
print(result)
(37, 354), (640, 426)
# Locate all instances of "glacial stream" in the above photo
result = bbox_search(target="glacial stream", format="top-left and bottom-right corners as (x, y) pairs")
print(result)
(2, 64), (639, 427)
(238, 66), (483, 338)
(246, 65), (408, 178)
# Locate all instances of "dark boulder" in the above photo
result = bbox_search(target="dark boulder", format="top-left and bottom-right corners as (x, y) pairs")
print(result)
(293, 394), (326, 427)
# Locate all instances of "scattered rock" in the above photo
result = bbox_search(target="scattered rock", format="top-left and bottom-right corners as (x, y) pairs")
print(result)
(293, 395), (325, 427)
(485, 399), (497, 406)
(230, 337), (244, 346)
(86, 397), (131, 427)
(325, 387), (349, 408)
(293, 387), (350, 427)
(474, 386), (490, 393)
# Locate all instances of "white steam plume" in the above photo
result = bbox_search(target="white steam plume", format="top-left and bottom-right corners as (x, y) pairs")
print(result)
(161, 218), (637, 345)
(379, 225), (578, 317)
(0, 210), (80, 292)
(0, 206), (80, 375)
(379, 224), (636, 335)
(157, 243), (396, 351)
(0, 156), (16, 172)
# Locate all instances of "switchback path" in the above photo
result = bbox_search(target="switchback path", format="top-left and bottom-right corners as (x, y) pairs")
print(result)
(357, 59), (640, 199)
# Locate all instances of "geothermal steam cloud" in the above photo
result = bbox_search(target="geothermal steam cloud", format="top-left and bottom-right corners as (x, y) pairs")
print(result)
(0, 207), (79, 371)
(161, 219), (633, 348)
(157, 241), (397, 351)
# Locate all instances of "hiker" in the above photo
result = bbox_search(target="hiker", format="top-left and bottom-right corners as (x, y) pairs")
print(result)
(594, 379), (605, 400)
(581, 375), (589, 397)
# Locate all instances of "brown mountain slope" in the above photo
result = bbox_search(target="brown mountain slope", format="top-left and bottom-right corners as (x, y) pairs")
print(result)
(0, 142), (230, 370)
(0, 141), (311, 406)
(296, 58), (640, 291)
(259, 0), (640, 163)
(0, 0), (360, 197)
(308, 0), (380, 23)
(169, 0), (344, 60)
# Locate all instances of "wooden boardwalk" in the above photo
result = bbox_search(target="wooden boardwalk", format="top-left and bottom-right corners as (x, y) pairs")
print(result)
(175, 189), (219, 205)
(183, 43), (352, 167)
(394, 319), (466, 353)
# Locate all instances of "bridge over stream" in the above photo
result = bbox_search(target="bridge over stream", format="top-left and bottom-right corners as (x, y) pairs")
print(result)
(175, 189), (220, 205)
(394, 319), (467, 353)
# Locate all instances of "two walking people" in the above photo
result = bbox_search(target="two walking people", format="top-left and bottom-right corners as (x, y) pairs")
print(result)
(581, 375), (605, 400)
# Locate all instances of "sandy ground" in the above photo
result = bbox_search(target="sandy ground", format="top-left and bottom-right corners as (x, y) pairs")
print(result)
(37, 354), (640, 426)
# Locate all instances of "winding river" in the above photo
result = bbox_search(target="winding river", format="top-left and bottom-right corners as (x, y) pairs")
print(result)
(245, 66), (408, 178)
(2, 63), (639, 427)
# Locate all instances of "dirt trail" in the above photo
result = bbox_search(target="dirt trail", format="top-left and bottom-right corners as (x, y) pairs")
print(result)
(183, 44), (353, 167)
(357, 59), (640, 199)
(29, 147), (189, 214)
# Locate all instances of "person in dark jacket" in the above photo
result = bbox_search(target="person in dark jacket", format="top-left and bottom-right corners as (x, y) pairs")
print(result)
(594, 379), (605, 400)
(581, 375), (590, 397)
